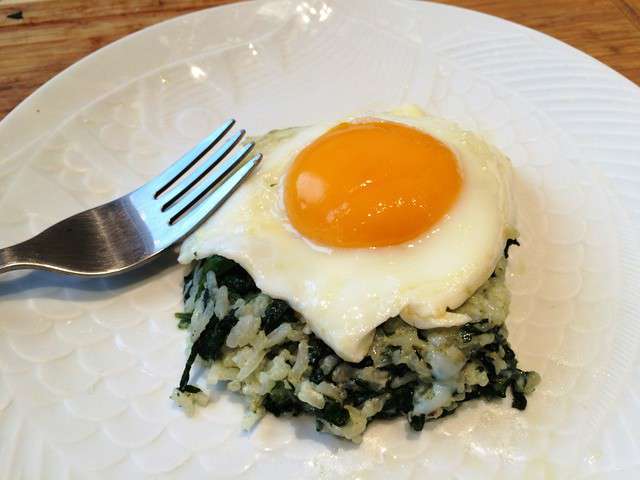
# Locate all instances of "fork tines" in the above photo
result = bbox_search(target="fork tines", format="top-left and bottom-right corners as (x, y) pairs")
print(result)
(150, 119), (262, 226)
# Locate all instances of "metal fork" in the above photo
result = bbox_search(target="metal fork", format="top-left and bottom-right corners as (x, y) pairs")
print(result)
(0, 119), (261, 276)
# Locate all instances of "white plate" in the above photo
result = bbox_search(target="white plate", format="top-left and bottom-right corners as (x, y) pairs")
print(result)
(1, 1), (640, 478)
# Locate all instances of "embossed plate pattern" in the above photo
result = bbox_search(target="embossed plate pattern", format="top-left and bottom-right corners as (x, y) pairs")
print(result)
(1, 1), (640, 478)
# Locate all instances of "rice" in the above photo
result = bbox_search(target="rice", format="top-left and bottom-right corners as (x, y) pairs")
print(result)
(172, 244), (540, 442)
(170, 386), (209, 416)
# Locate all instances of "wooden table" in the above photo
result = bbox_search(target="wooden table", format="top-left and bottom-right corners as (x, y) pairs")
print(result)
(1, 0), (639, 120)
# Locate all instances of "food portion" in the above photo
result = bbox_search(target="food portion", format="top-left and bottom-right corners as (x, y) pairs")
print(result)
(172, 250), (538, 441)
(179, 112), (515, 362)
(172, 109), (539, 441)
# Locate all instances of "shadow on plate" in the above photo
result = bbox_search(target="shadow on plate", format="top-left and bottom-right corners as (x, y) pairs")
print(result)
(0, 248), (180, 299)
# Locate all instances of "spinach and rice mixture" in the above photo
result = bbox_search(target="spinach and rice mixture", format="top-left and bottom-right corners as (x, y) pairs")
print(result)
(171, 241), (539, 442)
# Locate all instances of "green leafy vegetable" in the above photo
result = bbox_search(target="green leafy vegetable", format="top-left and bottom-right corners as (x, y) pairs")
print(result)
(174, 312), (192, 329)
(182, 385), (202, 394)
(263, 381), (304, 417)
(375, 383), (415, 419)
(316, 400), (350, 427)
(197, 312), (239, 361)
(262, 299), (296, 334)
(178, 311), (239, 391)
(504, 238), (520, 258)
(409, 414), (426, 431)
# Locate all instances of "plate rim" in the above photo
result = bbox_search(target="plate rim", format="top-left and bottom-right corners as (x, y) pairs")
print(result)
(2, 0), (640, 155)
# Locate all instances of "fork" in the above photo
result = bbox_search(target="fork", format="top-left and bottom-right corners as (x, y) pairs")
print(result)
(0, 119), (261, 276)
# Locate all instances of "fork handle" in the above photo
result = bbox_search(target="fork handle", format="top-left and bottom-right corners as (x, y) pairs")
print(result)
(0, 201), (155, 277)
(0, 240), (40, 274)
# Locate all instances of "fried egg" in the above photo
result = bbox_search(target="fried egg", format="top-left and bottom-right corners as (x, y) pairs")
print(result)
(179, 109), (515, 362)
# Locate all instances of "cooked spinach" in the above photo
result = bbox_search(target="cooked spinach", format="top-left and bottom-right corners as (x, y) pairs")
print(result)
(316, 400), (350, 427)
(219, 266), (257, 295)
(182, 384), (202, 394)
(308, 337), (335, 383)
(174, 312), (192, 329)
(263, 381), (304, 417)
(262, 299), (295, 334)
(344, 380), (380, 407)
(375, 383), (415, 419)
(198, 312), (239, 361)
(511, 387), (528, 410)
(409, 414), (426, 431)
(178, 311), (239, 391)
(504, 238), (520, 258)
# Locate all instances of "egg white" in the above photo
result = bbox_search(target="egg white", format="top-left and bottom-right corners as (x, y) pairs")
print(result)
(179, 112), (515, 362)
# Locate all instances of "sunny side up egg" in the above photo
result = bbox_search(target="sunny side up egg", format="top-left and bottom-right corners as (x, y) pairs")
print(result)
(179, 109), (515, 362)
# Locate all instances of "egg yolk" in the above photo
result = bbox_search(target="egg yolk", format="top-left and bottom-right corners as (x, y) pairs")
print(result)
(284, 120), (462, 248)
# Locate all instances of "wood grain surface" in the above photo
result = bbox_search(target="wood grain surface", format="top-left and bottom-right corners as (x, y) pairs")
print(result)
(1, 0), (639, 120)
